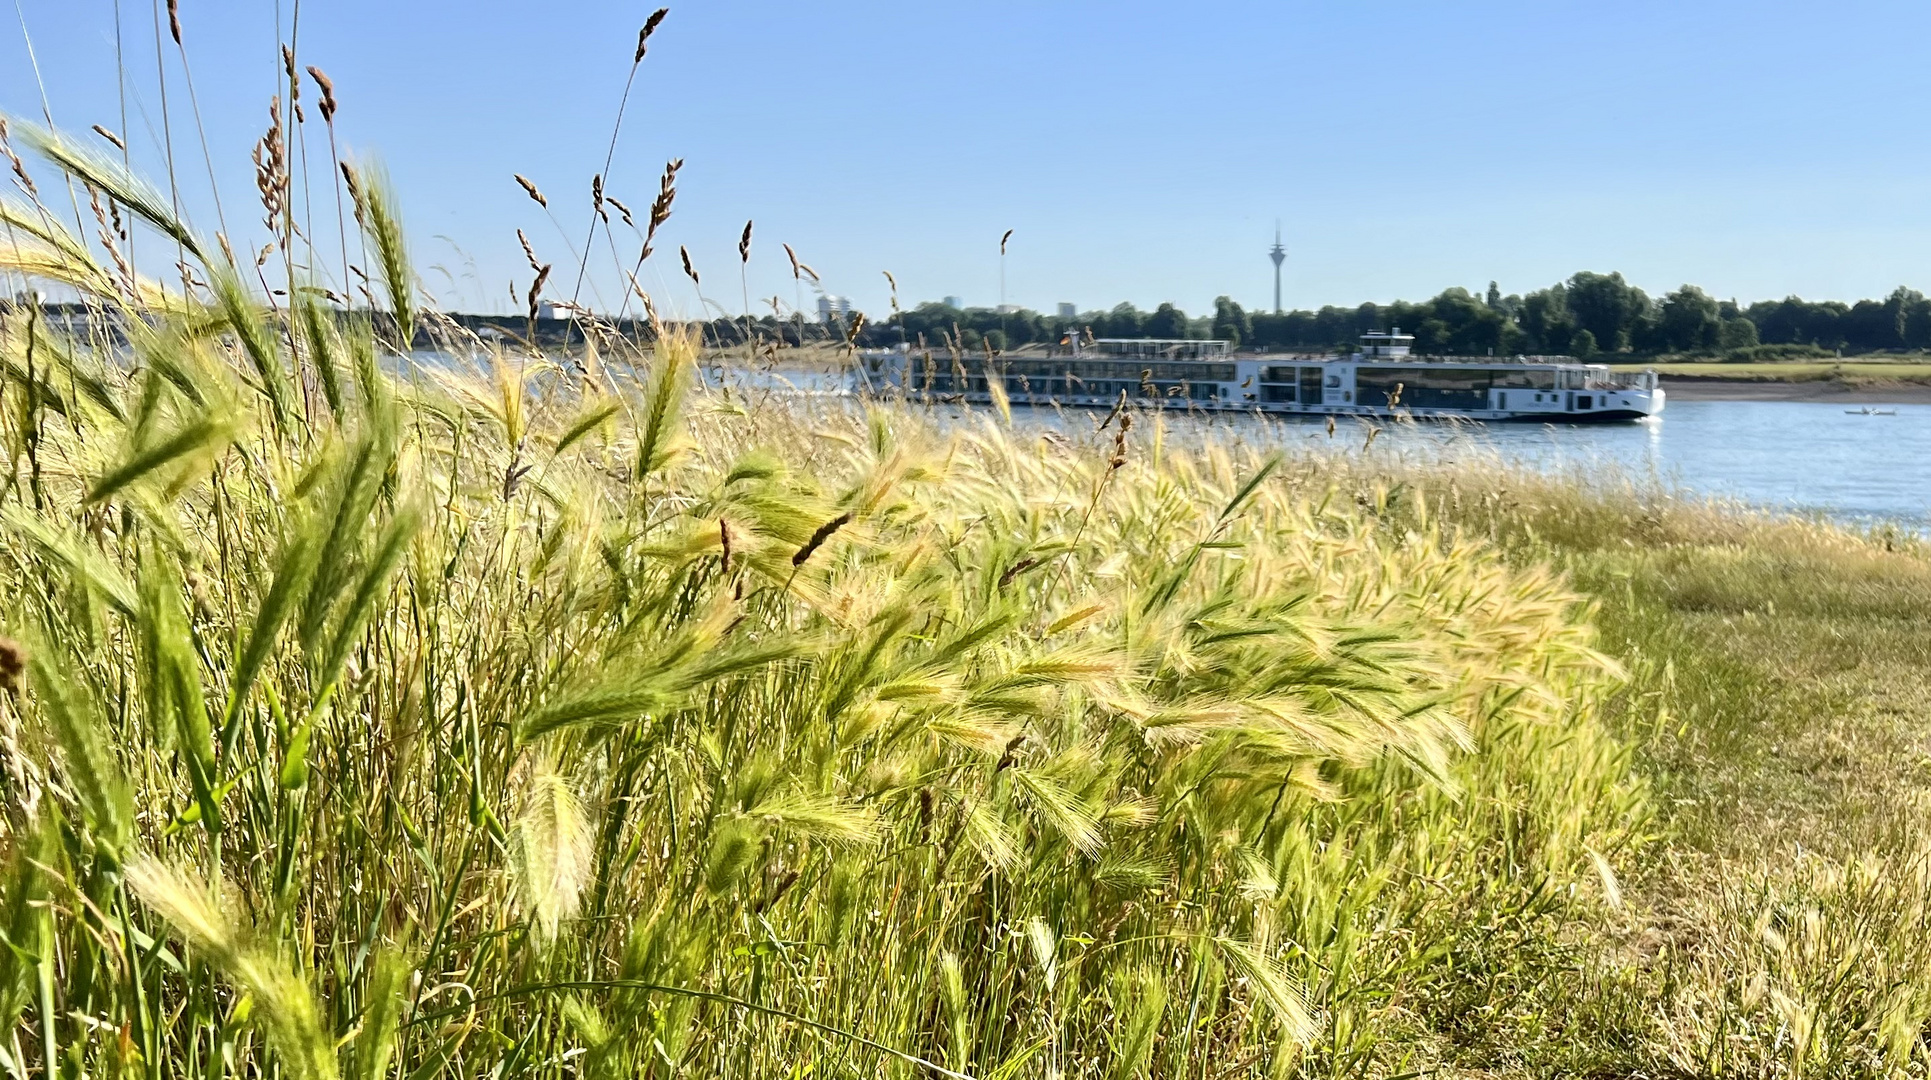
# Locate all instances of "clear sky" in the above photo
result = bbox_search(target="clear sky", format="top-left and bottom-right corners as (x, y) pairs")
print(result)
(5, 0), (1931, 319)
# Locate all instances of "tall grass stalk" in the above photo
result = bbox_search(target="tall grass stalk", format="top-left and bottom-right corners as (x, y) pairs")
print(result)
(0, 82), (1657, 1080)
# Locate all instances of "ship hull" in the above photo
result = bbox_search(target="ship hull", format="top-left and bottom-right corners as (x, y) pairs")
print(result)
(920, 393), (1662, 424)
(869, 347), (1665, 424)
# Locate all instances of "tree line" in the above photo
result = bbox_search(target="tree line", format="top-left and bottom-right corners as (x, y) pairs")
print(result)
(830, 273), (1931, 358)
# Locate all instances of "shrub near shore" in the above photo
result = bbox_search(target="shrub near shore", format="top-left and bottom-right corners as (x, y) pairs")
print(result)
(0, 125), (1666, 1078)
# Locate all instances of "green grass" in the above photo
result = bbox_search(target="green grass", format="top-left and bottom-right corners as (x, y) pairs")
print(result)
(1613, 360), (1931, 384)
(7, 84), (1931, 1080)
(1375, 464), (1931, 1077)
(0, 109), (1655, 1080)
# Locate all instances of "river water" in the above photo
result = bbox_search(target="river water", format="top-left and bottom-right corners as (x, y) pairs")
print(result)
(1192, 400), (1930, 531)
(580, 360), (1931, 531)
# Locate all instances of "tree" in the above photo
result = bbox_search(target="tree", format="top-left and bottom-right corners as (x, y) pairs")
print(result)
(1657, 285), (1722, 352)
(1566, 272), (1650, 353)
(1719, 317), (1758, 351)
(1748, 297), (1848, 348)
(1145, 303), (1190, 339)
(1570, 328), (1598, 359)
(1517, 285), (1574, 354)
(1210, 296), (1251, 346)
(1102, 302), (1144, 338)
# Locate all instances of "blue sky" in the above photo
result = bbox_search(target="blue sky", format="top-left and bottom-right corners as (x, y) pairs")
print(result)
(5, 0), (1931, 318)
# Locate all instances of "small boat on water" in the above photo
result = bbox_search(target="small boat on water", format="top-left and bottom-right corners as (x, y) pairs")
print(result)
(1845, 407), (1899, 416)
(867, 328), (1664, 423)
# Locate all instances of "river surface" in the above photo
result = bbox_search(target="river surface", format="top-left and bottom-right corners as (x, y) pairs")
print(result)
(1161, 400), (1931, 531)
(700, 365), (1931, 529)
(965, 398), (1931, 532)
(447, 357), (1931, 530)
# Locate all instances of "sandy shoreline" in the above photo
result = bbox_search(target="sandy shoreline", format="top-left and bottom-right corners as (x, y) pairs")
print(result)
(1661, 378), (1931, 404)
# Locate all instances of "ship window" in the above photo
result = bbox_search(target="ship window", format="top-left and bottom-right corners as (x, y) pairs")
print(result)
(1578, 395), (1592, 410)
(1492, 368), (1558, 390)
(1355, 365), (1491, 410)
(1498, 392), (1507, 410)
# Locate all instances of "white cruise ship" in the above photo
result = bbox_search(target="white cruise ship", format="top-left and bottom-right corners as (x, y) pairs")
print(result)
(870, 328), (1664, 423)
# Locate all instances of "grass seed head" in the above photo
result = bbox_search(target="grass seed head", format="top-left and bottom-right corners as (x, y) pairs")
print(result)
(0, 637), (23, 696)
(514, 174), (548, 208)
(793, 512), (853, 567)
(528, 263), (552, 320)
(635, 8), (669, 62)
(307, 66), (337, 121)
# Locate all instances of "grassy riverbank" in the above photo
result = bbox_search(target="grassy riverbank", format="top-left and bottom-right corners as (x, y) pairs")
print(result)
(6, 117), (1931, 1080)
(1617, 359), (1931, 384)
(1389, 464), (1931, 1075)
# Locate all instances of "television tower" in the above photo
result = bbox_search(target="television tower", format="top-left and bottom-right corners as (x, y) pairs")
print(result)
(1268, 222), (1286, 315)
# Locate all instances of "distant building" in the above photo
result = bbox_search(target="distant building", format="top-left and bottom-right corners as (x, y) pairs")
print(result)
(1057, 302), (1077, 320)
(817, 295), (854, 322)
(1268, 224), (1287, 315)
(943, 295), (964, 310)
(996, 304), (1021, 315)
(536, 300), (558, 320)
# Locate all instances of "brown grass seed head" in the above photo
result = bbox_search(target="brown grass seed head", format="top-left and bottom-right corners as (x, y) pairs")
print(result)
(528, 264), (552, 320)
(0, 636), (23, 696)
(635, 8), (670, 63)
(515, 174), (548, 208)
(308, 66), (338, 122)
(792, 513), (853, 567)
